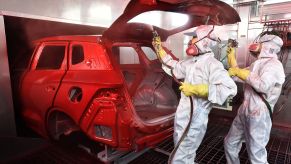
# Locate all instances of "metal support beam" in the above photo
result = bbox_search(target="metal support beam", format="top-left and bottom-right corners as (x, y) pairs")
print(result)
(115, 148), (150, 164)
(236, 5), (251, 67)
(97, 146), (129, 163)
(97, 145), (151, 164)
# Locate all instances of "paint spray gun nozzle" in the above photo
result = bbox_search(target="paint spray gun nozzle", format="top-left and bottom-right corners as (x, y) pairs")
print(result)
(153, 30), (159, 38)
(228, 39), (238, 48)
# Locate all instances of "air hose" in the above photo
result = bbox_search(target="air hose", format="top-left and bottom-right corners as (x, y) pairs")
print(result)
(152, 31), (194, 164)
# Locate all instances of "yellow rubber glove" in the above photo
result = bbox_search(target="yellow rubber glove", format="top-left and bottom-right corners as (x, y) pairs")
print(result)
(179, 82), (208, 98)
(227, 47), (238, 68)
(228, 67), (250, 81)
(152, 35), (167, 58)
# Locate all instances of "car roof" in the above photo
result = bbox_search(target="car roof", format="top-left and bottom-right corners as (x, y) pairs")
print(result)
(33, 35), (102, 44)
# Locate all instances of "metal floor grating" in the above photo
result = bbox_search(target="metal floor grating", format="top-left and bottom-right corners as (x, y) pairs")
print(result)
(3, 124), (291, 164)
(131, 124), (291, 164)
(128, 149), (169, 164)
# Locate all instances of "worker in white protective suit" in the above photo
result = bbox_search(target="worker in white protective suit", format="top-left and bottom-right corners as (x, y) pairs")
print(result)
(152, 25), (237, 164)
(224, 32), (285, 164)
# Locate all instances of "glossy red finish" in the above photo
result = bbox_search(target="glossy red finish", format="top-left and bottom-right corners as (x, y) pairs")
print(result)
(19, 0), (241, 151)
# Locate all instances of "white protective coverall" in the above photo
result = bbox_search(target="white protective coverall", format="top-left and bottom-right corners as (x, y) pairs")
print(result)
(224, 34), (286, 164)
(161, 25), (237, 164)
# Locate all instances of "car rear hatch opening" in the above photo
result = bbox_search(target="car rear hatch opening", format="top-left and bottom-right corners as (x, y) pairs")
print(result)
(111, 44), (178, 124)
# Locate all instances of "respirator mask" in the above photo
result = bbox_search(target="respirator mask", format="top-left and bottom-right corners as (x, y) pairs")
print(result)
(249, 43), (262, 57)
(186, 37), (200, 56)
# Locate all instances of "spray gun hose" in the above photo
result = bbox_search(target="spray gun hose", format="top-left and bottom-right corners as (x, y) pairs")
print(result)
(155, 46), (194, 164)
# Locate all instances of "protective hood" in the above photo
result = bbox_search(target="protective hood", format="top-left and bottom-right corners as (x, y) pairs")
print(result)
(195, 25), (218, 53)
(102, 0), (241, 42)
(258, 34), (283, 59)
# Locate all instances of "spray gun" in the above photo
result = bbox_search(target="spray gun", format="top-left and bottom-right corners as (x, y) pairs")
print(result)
(226, 39), (239, 69)
(152, 30), (181, 85)
(153, 30), (159, 39)
(218, 38), (238, 69)
(227, 39), (238, 48)
(152, 30), (165, 61)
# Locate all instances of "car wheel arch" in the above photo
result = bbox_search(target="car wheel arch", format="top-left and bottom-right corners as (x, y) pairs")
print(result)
(45, 107), (80, 140)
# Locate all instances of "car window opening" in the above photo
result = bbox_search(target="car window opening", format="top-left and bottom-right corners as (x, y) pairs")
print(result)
(36, 45), (65, 70)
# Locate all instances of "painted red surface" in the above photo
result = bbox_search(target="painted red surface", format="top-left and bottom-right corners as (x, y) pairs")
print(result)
(20, 35), (176, 151)
(19, 0), (240, 151)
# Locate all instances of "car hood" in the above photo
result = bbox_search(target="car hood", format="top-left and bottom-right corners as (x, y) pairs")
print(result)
(102, 0), (241, 42)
